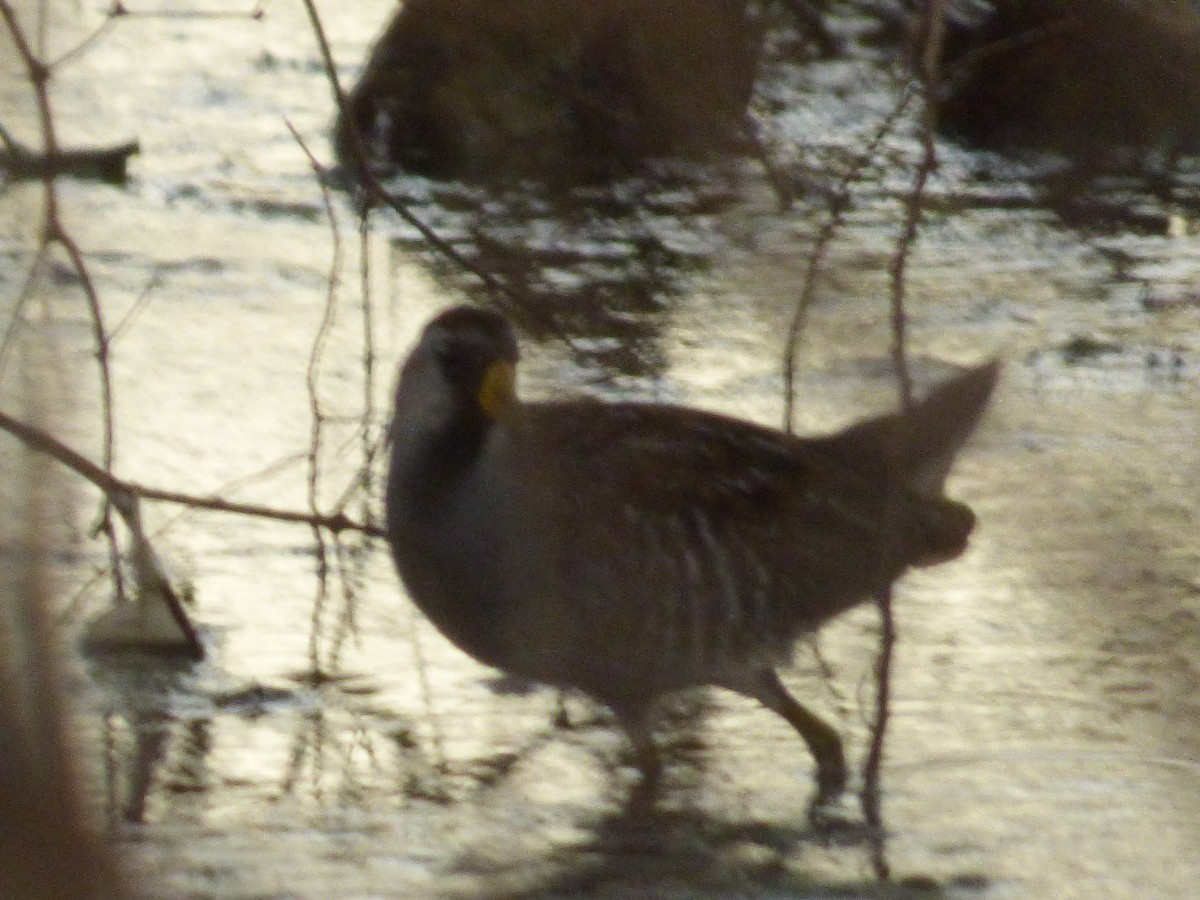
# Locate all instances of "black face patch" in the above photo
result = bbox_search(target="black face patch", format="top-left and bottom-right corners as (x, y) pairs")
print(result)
(395, 307), (520, 510)
(426, 306), (519, 397)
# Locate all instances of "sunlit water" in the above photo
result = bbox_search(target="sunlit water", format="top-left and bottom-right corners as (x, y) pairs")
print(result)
(1, 2), (1199, 897)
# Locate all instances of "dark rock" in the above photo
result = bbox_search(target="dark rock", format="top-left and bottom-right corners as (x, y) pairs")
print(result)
(334, 0), (761, 184)
(941, 0), (1200, 164)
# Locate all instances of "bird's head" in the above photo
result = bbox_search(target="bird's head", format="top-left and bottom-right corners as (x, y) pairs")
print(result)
(393, 305), (521, 436)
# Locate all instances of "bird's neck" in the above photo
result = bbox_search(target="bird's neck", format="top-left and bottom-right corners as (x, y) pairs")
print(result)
(384, 408), (517, 670)
(390, 406), (495, 512)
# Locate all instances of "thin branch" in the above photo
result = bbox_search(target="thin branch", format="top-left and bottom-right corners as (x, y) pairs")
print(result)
(0, 241), (49, 378)
(43, 12), (120, 74)
(297, 0), (520, 303)
(105, 490), (205, 659)
(0, 409), (385, 538)
(330, 427), (390, 518)
(307, 521), (332, 672)
(862, 0), (947, 878)
(288, 115), (344, 677)
(326, 534), (361, 673)
(108, 272), (162, 345)
(52, 227), (117, 471)
(355, 209), (378, 522)
(1, 0), (125, 595)
(782, 84), (917, 433)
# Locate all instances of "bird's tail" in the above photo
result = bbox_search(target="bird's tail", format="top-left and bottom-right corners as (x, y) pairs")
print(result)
(816, 360), (1001, 496)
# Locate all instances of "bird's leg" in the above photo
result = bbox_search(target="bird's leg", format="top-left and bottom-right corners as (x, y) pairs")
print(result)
(733, 669), (847, 807)
(613, 705), (662, 812)
(552, 690), (572, 729)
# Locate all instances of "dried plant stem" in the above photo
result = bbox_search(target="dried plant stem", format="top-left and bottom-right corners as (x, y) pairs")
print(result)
(863, 0), (947, 878)
(288, 115), (381, 679)
(297, 0), (517, 301)
(286, 116), (345, 676)
(0, 243), (48, 373)
(1, 0), (125, 596)
(0, 409), (384, 538)
(0, 2), (115, 466)
(782, 85), (916, 433)
(356, 210), (378, 516)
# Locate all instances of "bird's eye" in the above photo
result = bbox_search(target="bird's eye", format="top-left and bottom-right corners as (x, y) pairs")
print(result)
(434, 336), (486, 387)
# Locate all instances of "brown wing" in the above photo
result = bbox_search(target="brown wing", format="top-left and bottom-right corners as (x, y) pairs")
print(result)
(528, 398), (964, 554)
(520, 400), (964, 694)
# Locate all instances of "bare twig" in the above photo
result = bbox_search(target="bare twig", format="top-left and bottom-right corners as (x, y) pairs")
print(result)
(105, 490), (205, 659)
(0, 242), (49, 377)
(326, 533), (361, 673)
(0, 409), (385, 538)
(295, 7), (455, 767)
(862, 0), (947, 877)
(42, 8), (121, 70)
(288, 112), (387, 681)
(297, 0), (519, 303)
(329, 427), (390, 517)
(108, 272), (162, 345)
(324, 211), (382, 677)
(287, 115), (345, 677)
(1, 0), (124, 598)
(354, 209), (379, 520)
(782, 85), (917, 433)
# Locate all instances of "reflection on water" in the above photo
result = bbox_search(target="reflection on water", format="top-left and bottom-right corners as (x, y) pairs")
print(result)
(1, 1), (1199, 897)
(379, 163), (753, 384)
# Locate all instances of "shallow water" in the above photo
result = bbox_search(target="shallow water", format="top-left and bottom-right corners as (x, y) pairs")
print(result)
(2, 2), (1199, 898)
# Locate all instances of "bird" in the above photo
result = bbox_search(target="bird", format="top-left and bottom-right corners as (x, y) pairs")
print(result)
(385, 304), (998, 812)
